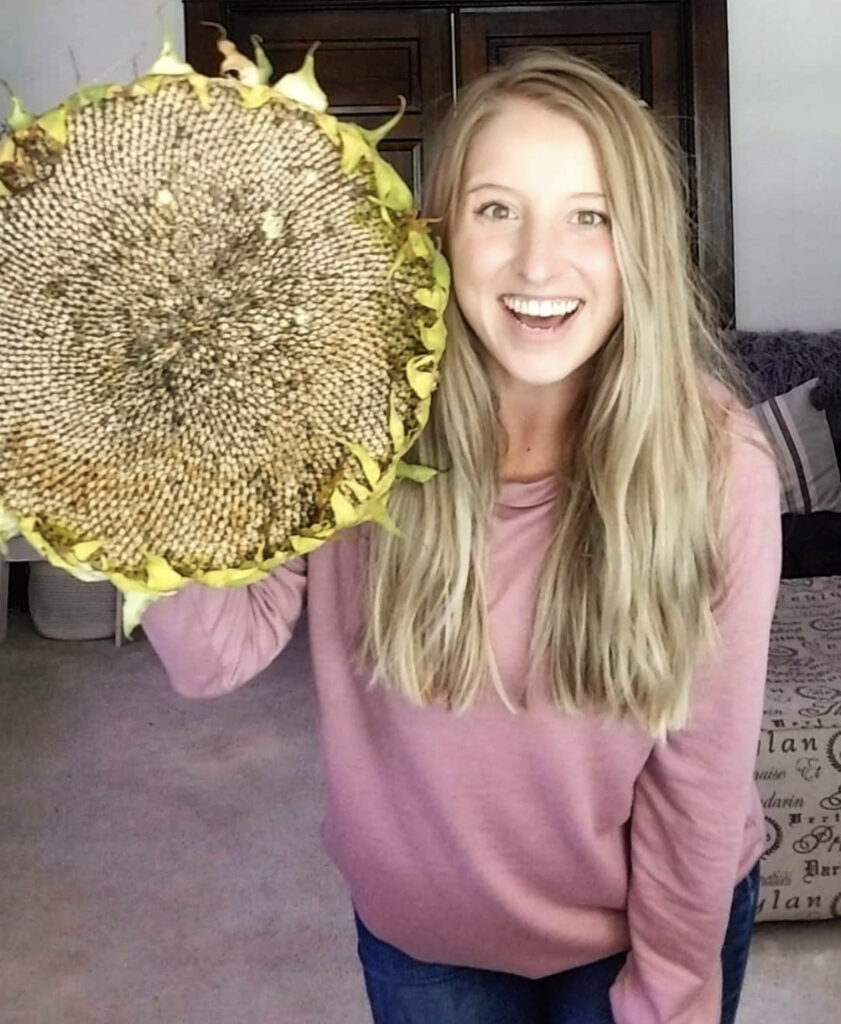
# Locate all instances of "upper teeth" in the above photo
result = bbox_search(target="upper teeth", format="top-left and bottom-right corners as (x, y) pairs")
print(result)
(502, 297), (581, 317)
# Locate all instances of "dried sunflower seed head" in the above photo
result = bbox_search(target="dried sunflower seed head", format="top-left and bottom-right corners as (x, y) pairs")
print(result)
(0, 37), (448, 624)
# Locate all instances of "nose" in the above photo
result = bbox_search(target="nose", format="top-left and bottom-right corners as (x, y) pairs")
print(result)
(513, 216), (568, 284)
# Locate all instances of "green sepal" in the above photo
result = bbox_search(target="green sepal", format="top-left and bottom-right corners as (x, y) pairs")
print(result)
(237, 83), (276, 110)
(365, 499), (402, 537)
(314, 111), (340, 146)
(433, 252), (451, 289)
(414, 285), (447, 315)
(65, 84), (118, 114)
(290, 535), (325, 555)
(406, 354), (438, 400)
(330, 488), (358, 529)
(345, 440), (382, 487)
(250, 35), (274, 86)
(274, 43), (328, 113)
(345, 479), (372, 503)
(35, 107), (68, 146)
(361, 96), (407, 148)
(189, 75), (212, 110)
(338, 124), (369, 175)
(419, 319), (446, 353)
(372, 155), (413, 212)
(8, 94), (34, 132)
(396, 462), (438, 483)
(148, 34), (196, 77)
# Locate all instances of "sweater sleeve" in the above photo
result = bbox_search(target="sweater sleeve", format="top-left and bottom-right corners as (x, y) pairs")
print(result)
(141, 557), (308, 699)
(609, 425), (782, 1024)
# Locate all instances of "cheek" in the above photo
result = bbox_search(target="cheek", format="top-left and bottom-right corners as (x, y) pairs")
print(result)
(451, 231), (508, 300)
(588, 241), (623, 306)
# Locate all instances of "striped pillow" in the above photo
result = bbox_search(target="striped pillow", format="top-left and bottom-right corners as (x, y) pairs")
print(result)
(752, 378), (841, 514)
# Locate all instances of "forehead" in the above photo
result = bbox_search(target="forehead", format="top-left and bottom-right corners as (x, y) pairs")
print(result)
(462, 97), (605, 193)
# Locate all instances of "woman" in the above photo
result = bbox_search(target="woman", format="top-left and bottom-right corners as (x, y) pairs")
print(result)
(143, 51), (781, 1024)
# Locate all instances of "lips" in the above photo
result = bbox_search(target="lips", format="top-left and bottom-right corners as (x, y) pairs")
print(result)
(503, 302), (583, 333)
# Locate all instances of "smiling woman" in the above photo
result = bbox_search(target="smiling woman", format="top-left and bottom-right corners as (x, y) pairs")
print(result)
(142, 47), (782, 1024)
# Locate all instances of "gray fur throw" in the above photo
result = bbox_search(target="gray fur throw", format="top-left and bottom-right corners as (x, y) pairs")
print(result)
(724, 329), (841, 406)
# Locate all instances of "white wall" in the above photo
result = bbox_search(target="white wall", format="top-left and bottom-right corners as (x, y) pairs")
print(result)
(1, 0), (839, 331)
(728, 0), (841, 329)
(0, 0), (183, 115)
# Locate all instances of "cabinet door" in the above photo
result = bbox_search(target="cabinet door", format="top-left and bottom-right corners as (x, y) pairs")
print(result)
(459, 3), (684, 150)
(456, 2), (737, 320)
(185, 4), (452, 202)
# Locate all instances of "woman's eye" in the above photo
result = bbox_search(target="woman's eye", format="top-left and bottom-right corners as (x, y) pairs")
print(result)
(574, 210), (609, 227)
(476, 202), (513, 220)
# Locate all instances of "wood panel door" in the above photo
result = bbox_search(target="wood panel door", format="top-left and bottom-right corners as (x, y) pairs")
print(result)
(184, 1), (733, 323)
(459, 3), (685, 148)
(457, 2), (734, 319)
(185, 4), (452, 203)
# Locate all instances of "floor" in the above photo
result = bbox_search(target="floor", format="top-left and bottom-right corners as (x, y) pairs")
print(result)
(1, 606), (840, 1024)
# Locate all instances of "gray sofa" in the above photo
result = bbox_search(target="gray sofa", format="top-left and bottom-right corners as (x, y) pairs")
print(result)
(730, 330), (841, 922)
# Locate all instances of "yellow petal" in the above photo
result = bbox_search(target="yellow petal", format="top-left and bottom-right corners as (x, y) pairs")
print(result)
(188, 75), (212, 110)
(344, 440), (381, 487)
(0, 503), (20, 541)
(200, 566), (265, 587)
(407, 355), (437, 399)
(71, 538), (105, 561)
(121, 591), (161, 637)
(389, 394), (406, 450)
(144, 554), (186, 591)
(330, 489), (358, 528)
(346, 479), (371, 503)
(290, 535), (324, 555)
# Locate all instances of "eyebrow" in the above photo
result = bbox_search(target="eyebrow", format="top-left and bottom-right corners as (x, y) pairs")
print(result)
(464, 183), (606, 200)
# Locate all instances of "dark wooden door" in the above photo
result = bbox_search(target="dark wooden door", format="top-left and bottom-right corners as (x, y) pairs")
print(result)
(183, 1), (733, 323)
(458, 3), (684, 149)
(185, 4), (451, 202)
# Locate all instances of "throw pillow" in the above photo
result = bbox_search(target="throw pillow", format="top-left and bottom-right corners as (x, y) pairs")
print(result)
(752, 378), (841, 514)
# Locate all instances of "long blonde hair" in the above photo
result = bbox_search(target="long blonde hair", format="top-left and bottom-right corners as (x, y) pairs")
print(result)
(361, 50), (764, 736)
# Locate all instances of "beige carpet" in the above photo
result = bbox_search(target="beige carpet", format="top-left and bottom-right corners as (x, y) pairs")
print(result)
(1, 607), (840, 1024)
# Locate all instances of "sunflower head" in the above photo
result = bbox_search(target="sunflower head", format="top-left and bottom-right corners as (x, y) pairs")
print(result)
(0, 33), (448, 626)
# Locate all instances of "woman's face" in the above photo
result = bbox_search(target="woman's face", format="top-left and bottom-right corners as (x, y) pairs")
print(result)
(449, 98), (623, 396)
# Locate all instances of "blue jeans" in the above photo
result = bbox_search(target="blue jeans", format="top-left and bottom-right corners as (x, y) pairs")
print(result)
(354, 861), (761, 1024)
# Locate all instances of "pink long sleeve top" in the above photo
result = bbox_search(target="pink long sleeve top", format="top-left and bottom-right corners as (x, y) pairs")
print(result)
(142, 413), (781, 1024)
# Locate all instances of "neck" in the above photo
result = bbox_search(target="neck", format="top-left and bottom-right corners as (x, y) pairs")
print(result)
(494, 380), (581, 484)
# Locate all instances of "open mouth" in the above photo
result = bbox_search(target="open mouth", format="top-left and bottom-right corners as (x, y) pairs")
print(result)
(501, 297), (583, 333)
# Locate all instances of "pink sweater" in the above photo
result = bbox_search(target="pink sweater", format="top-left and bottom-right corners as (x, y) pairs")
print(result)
(142, 419), (781, 1024)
